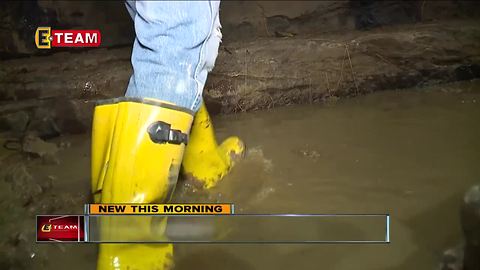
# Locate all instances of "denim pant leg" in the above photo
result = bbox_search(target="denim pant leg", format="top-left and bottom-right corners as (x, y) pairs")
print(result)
(124, 1), (221, 112)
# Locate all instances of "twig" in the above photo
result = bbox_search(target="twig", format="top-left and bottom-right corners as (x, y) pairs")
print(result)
(374, 52), (394, 65)
(269, 94), (275, 109)
(244, 48), (248, 94)
(309, 77), (313, 104)
(236, 100), (245, 113)
(325, 71), (331, 95)
(345, 44), (360, 95)
(334, 47), (347, 92)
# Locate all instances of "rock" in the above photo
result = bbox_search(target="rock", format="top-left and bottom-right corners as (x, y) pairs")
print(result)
(461, 184), (480, 270)
(23, 98), (93, 138)
(21, 135), (59, 164)
(52, 99), (94, 134)
(2, 163), (33, 186)
(0, 161), (62, 270)
(455, 64), (480, 81)
(26, 107), (60, 139)
(438, 245), (464, 270)
(1, 163), (43, 207)
(0, 110), (29, 134)
(58, 140), (71, 149)
(220, 1), (479, 43)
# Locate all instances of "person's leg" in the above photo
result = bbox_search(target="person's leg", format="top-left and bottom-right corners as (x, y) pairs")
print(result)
(93, 0), (222, 204)
(125, 0), (221, 112)
(179, 1), (245, 188)
(122, 0), (244, 188)
(124, 0), (136, 20)
(93, 2), (221, 270)
(92, 2), (244, 269)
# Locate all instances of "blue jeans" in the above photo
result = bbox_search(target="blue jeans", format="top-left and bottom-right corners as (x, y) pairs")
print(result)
(125, 0), (221, 112)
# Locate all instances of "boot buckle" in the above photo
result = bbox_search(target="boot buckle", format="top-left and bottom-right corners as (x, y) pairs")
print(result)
(147, 121), (188, 145)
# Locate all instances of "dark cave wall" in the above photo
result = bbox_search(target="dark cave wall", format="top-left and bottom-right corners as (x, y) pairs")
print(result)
(0, 1), (134, 57)
(0, 1), (479, 136)
(0, 0), (479, 57)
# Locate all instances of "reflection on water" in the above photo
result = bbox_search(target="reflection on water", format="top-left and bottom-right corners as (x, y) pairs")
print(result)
(174, 80), (480, 270)
(40, 80), (480, 269)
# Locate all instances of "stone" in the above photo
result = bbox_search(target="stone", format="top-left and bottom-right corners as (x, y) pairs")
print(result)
(52, 99), (94, 134)
(461, 184), (480, 270)
(438, 245), (464, 270)
(26, 107), (60, 139)
(0, 111), (30, 134)
(21, 134), (59, 165)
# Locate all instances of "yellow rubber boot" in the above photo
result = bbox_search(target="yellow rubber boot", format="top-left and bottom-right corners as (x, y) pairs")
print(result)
(182, 103), (245, 189)
(91, 98), (194, 270)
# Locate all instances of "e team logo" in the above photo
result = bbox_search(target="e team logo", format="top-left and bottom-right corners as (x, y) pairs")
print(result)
(37, 215), (85, 242)
(41, 223), (78, 232)
(41, 223), (52, 232)
(35, 27), (101, 49)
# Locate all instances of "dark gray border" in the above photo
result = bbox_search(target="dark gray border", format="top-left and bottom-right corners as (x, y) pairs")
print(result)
(36, 213), (390, 244)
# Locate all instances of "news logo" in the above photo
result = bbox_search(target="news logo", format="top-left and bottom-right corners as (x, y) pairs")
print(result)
(41, 223), (52, 232)
(37, 215), (86, 242)
(35, 27), (101, 49)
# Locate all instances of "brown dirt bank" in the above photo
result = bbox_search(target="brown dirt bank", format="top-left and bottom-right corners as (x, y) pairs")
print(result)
(0, 19), (479, 136)
(206, 19), (480, 113)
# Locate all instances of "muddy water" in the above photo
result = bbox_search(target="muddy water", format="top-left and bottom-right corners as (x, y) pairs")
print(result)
(33, 80), (480, 270)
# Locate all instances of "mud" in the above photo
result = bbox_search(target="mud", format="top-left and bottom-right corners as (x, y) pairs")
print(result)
(206, 19), (480, 113)
(0, 80), (479, 269)
(1, 19), (480, 137)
